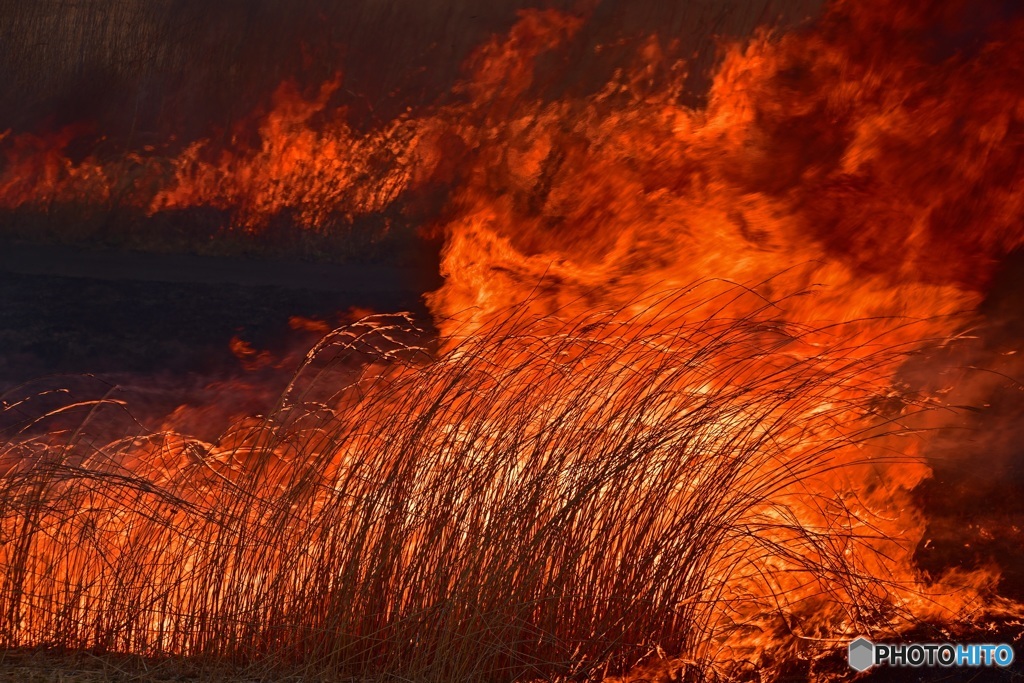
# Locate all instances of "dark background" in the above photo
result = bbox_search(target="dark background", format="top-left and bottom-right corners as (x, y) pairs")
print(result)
(0, 0), (822, 141)
(0, 0), (823, 386)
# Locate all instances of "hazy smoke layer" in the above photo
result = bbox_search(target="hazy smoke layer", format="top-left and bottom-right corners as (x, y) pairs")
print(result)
(0, 0), (822, 141)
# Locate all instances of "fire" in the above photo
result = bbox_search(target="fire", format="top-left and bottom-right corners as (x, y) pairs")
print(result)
(0, 123), (112, 208)
(1, 0), (1023, 679)
(149, 76), (435, 231)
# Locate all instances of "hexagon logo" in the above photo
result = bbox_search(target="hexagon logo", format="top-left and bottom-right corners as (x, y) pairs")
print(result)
(848, 637), (875, 672)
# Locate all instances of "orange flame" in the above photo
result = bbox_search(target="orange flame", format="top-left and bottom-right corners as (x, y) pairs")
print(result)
(1, 0), (1022, 678)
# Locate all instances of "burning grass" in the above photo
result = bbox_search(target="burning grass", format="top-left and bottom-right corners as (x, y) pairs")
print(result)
(0, 1), (825, 265)
(0, 289), (991, 682)
(2, 3), (1023, 676)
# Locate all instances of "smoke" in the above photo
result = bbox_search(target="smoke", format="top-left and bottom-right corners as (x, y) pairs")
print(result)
(0, 0), (822, 141)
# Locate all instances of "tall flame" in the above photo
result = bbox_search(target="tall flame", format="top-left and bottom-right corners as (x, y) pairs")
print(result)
(1, 0), (1022, 678)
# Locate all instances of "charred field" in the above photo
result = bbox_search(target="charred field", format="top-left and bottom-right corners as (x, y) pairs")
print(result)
(2, 1), (1024, 681)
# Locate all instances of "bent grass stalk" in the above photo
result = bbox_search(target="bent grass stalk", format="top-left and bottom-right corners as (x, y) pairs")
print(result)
(0, 291), (935, 681)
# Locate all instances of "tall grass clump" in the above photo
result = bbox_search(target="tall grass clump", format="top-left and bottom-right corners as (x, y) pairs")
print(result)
(0, 289), (932, 681)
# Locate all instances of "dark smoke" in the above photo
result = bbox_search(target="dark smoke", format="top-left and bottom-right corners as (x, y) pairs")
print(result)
(0, 0), (822, 145)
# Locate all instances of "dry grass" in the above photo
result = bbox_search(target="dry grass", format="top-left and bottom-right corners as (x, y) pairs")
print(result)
(0, 288), (934, 682)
